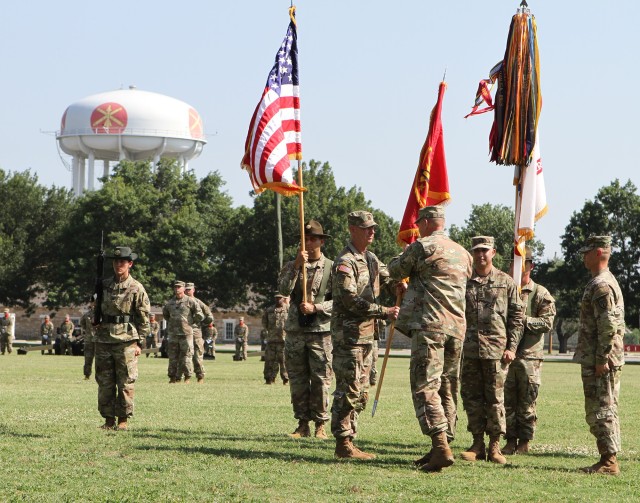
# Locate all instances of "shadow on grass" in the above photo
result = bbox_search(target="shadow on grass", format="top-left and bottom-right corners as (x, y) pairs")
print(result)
(0, 424), (48, 439)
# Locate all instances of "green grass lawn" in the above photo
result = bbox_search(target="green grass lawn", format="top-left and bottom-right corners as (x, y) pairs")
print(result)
(0, 354), (638, 502)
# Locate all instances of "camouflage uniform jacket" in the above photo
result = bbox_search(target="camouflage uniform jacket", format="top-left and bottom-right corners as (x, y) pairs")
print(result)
(149, 321), (160, 343)
(516, 279), (556, 359)
(388, 230), (473, 339)
(162, 296), (204, 338)
(80, 311), (96, 343)
(262, 304), (289, 343)
(573, 268), (625, 368)
(204, 324), (218, 340)
(191, 298), (214, 329)
(331, 242), (394, 345)
(464, 267), (524, 359)
(0, 316), (14, 337)
(234, 324), (248, 340)
(96, 274), (151, 343)
(60, 321), (75, 338)
(40, 321), (55, 338)
(278, 254), (333, 333)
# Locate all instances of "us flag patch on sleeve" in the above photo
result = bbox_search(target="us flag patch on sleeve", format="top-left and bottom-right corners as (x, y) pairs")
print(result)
(338, 264), (351, 274)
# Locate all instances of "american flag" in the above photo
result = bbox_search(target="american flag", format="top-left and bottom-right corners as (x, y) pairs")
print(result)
(241, 9), (304, 196)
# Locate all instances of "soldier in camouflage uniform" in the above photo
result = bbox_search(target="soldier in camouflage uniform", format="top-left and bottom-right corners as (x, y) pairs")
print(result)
(234, 318), (249, 361)
(59, 315), (75, 356)
(279, 220), (334, 440)
(574, 235), (625, 475)
(204, 320), (218, 358)
(95, 246), (150, 431)
(388, 205), (473, 472)
(146, 313), (160, 358)
(503, 249), (556, 455)
(163, 280), (205, 383)
(460, 236), (524, 464)
(262, 294), (290, 385)
(80, 299), (96, 379)
(185, 283), (214, 383)
(331, 211), (400, 460)
(40, 315), (55, 355)
(0, 309), (14, 355)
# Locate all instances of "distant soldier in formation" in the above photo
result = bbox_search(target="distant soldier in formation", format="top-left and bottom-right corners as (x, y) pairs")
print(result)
(460, 236), (524, 465)
(262, 294), (290, 385)
(40, 315), (55, 355)
(146, 313), (160, 357)
(204, 320), (218, 359)
(0, 308), (14, 355)
(234, 317), (249, 361)
(503, 249), (556, 455)
(81, 299), (96, 379)
(574, 235), (625, 476)
(388, 205), (473, 472)
(279, 220), (334, 440)
(59, 315), (75, 356)
(95, 246), (150, 431)
(330, 211), (400, 460)
(163, 280), (204, 384)
(185, 282), (214, 383)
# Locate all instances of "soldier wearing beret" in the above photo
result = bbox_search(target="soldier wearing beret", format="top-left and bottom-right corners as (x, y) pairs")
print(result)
(503, 248), (556, 455)
(59, 314), (75, 356)
(330, 211), (400, 459)
(185, 283), (214, 383)
(40, 315), (55, 355)
(574, 235), (624, 475)
(163, 280), (205, 383)
(95, 246), (150, 431)
(278, 220), (334, 439)
(459, 236), (524, 464)
(388, 205), (473, 472)
(234, 317), (249, 361)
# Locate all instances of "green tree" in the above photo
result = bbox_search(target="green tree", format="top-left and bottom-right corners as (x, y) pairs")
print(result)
(0, 169), (75, 312)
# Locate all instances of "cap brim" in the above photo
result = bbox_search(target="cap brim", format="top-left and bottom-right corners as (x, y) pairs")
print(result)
(107, 253), (137, 260)
(471, 245), (493, 251)
(577, 246), (592, 253)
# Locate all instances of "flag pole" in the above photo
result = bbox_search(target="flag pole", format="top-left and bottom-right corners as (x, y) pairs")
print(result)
(297, 159), (307, 302)
(371, 290), (403, 417)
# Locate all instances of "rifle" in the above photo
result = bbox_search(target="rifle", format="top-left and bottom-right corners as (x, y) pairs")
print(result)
(93, 232), (104, 325)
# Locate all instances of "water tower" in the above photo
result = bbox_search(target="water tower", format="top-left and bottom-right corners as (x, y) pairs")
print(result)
(56, 86), (206, 195)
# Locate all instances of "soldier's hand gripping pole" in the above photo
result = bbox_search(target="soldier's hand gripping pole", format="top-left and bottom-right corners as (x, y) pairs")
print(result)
(371, 289), (404, 417)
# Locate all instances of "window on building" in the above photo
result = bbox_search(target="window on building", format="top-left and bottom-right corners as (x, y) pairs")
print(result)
(223, 319), (236, 341)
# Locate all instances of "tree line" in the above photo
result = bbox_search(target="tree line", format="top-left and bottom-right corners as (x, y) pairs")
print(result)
(1, 161), (638, 338)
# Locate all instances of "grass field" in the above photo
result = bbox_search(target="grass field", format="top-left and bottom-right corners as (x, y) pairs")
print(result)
(0, 353), (638, 502)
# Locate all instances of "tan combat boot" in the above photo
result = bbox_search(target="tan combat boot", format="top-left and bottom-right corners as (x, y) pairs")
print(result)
(421, 431), (455, 472)
(334, 437), (375, 460)
(414, 449), (433, 467)
(459, 434), (486, 461)
(100, 417), (116, 430)
(502, 437), (518, 455)
(314, 422), (328, 440)
(169, 377), (177, 384)
(117, 417), (128, 431)
(515, 439), (530, 454)
(184, 377), (191, 384)
(580, 454), (620, 476)
(197, 377), (205, 384)
(289, 420), (310, 438)
(487, 436), (507, 464)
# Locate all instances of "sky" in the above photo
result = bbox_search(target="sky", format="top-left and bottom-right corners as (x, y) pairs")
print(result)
(2, 0), (638, 260)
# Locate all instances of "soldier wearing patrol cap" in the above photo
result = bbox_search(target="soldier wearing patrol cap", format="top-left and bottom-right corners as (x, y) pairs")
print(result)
(184, 282), (214, 383)
(503, 248), (556, 456)
(459, 236), (524, 464)
(388, 205), (473, 472)
(574, 235), (625, 475)
(95, 246), (150, 431)
(163, 280), (205, 383)
(330, 210), (400, 459)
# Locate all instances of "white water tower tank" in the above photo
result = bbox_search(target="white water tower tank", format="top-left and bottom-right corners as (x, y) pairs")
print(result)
(57, 86), (206, 195)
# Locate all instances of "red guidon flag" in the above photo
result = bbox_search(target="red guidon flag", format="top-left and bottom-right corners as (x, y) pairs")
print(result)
(397, 82), (451, 246)
(240, 7), (304, 196)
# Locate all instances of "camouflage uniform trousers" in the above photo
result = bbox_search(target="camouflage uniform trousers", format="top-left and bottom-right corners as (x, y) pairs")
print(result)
(95, 342), (138, 418)
(264, 341), (288, 383)
(369, 339), (379, 385)
(41, 335), (53, 355)
(145, 336), (157, 357)
(167, 334), (194, 380)
(285, 332), (333, 424)
(60, 336), (71, 356)
(441, 335), (463, 442)
(192, 328), (206, 379)
(330, 343), (372, 439)
(581, 365), (622, 455)
(84, 341), (96, 378)
(0, 334), (12, 354)
(461, 358), (508, 437)
(505, 358), (542, 441)
(235, 338), (247, 360)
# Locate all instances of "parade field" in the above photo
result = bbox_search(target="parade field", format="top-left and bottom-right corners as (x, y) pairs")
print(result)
(0, 355), (638, 502)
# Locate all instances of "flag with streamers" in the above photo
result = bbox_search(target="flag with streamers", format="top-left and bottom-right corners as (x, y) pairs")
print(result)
(241, 7), (304, 196)
(397, 82), (451, 246)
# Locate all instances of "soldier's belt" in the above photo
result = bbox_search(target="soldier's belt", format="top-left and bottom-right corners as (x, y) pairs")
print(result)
(104, 315), (131, 324)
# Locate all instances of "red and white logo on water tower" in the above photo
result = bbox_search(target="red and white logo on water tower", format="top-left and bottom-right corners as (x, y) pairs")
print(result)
(189, 108), (203, 139)
(91, 102), (128, 134)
